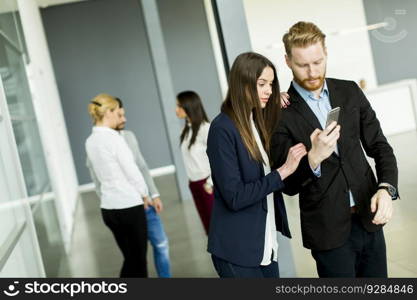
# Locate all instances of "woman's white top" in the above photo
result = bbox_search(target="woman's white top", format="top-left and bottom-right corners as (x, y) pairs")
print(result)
(85, 126), (148, 209)
(250, 117), (278, 265)
(180, 122), (212, 184)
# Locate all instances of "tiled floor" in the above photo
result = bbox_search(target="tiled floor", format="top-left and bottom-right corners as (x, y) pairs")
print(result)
(57, 130), (417, 277)
(58, 174), (216, 277)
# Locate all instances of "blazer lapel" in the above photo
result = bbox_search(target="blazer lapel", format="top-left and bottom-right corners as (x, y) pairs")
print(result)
(259, 162), (268, 211)
(288, 83), (323, 131)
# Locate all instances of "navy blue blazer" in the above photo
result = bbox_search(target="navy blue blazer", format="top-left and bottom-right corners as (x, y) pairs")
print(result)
(206, 112), (291, 267)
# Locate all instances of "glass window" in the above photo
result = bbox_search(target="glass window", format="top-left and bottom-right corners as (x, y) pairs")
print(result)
(0, 3), (49, 196)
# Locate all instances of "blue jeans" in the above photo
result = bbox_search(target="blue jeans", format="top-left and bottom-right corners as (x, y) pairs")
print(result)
(145, 206), (171, 277)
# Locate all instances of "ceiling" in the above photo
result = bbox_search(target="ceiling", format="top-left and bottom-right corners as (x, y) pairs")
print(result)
(36, 0), (87, 8)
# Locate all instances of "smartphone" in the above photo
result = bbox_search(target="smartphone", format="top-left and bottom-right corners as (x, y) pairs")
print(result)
(325, 107), (340, 128)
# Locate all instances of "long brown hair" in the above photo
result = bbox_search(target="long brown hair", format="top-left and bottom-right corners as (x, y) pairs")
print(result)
(177, 91), (210, 149)
(221, 52), (281, 164)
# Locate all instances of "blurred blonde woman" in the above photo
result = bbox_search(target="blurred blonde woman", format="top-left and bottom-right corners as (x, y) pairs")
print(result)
(85, 93), (149, 277)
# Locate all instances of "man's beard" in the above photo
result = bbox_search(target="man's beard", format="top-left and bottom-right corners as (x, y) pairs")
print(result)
(294, 72), (326, 92)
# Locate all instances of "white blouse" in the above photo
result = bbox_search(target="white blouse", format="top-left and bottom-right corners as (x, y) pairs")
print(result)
(250, 117), (279, 265)
(180, 122), (212, 184)
(85, 126), (148, 209)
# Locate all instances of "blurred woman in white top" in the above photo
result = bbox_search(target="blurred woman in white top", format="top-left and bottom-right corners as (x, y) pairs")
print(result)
(85, 93), (149, 277)
(176, 91), (214, 235)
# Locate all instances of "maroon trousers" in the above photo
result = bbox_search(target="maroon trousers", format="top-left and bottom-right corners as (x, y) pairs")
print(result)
(189, 178), (214, 235)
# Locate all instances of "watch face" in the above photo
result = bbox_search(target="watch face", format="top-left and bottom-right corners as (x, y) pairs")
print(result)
(388, 186), (396, 196)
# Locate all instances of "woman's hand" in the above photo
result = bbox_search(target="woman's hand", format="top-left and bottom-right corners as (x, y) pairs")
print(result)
(142, 196), (150, 209)
(277, 143), (307, 180)
(203, 182), (213, 194)
(280, 92), (290, 108)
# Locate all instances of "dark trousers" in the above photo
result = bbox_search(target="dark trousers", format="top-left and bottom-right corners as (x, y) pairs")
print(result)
(311, 214), (387, 278)
(189, 178), (214, 235)
(101, 205), (148, 278)
(212, 255), (279, 278)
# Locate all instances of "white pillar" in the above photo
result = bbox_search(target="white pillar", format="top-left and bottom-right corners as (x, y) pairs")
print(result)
(17, 0), (79, 252)
(141, 0), (192, 201)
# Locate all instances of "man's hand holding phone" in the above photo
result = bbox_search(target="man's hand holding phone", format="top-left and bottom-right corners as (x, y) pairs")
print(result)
(308, 121), (341, 169)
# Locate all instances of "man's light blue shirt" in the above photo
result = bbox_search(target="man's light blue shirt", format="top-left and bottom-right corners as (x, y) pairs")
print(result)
(292, 80), (355, 207)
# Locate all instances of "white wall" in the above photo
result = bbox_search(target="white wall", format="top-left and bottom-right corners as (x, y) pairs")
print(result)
(365, 79), (417, 136)
(243, 0), (378, 91)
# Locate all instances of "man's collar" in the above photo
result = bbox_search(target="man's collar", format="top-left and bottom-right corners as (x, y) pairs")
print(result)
(292, 79), (329, 101)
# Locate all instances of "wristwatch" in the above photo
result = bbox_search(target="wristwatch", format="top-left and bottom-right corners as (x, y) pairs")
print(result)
(377, 184), (398, 200)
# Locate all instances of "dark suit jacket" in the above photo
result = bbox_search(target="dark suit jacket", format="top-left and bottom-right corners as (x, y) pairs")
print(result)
(207, 112), (291, 267)
(271, 78), (398, 251)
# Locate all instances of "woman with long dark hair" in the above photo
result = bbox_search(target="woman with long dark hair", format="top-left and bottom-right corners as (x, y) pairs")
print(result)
(176, 91), (214, 235)
(207, 52), (307, 277)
